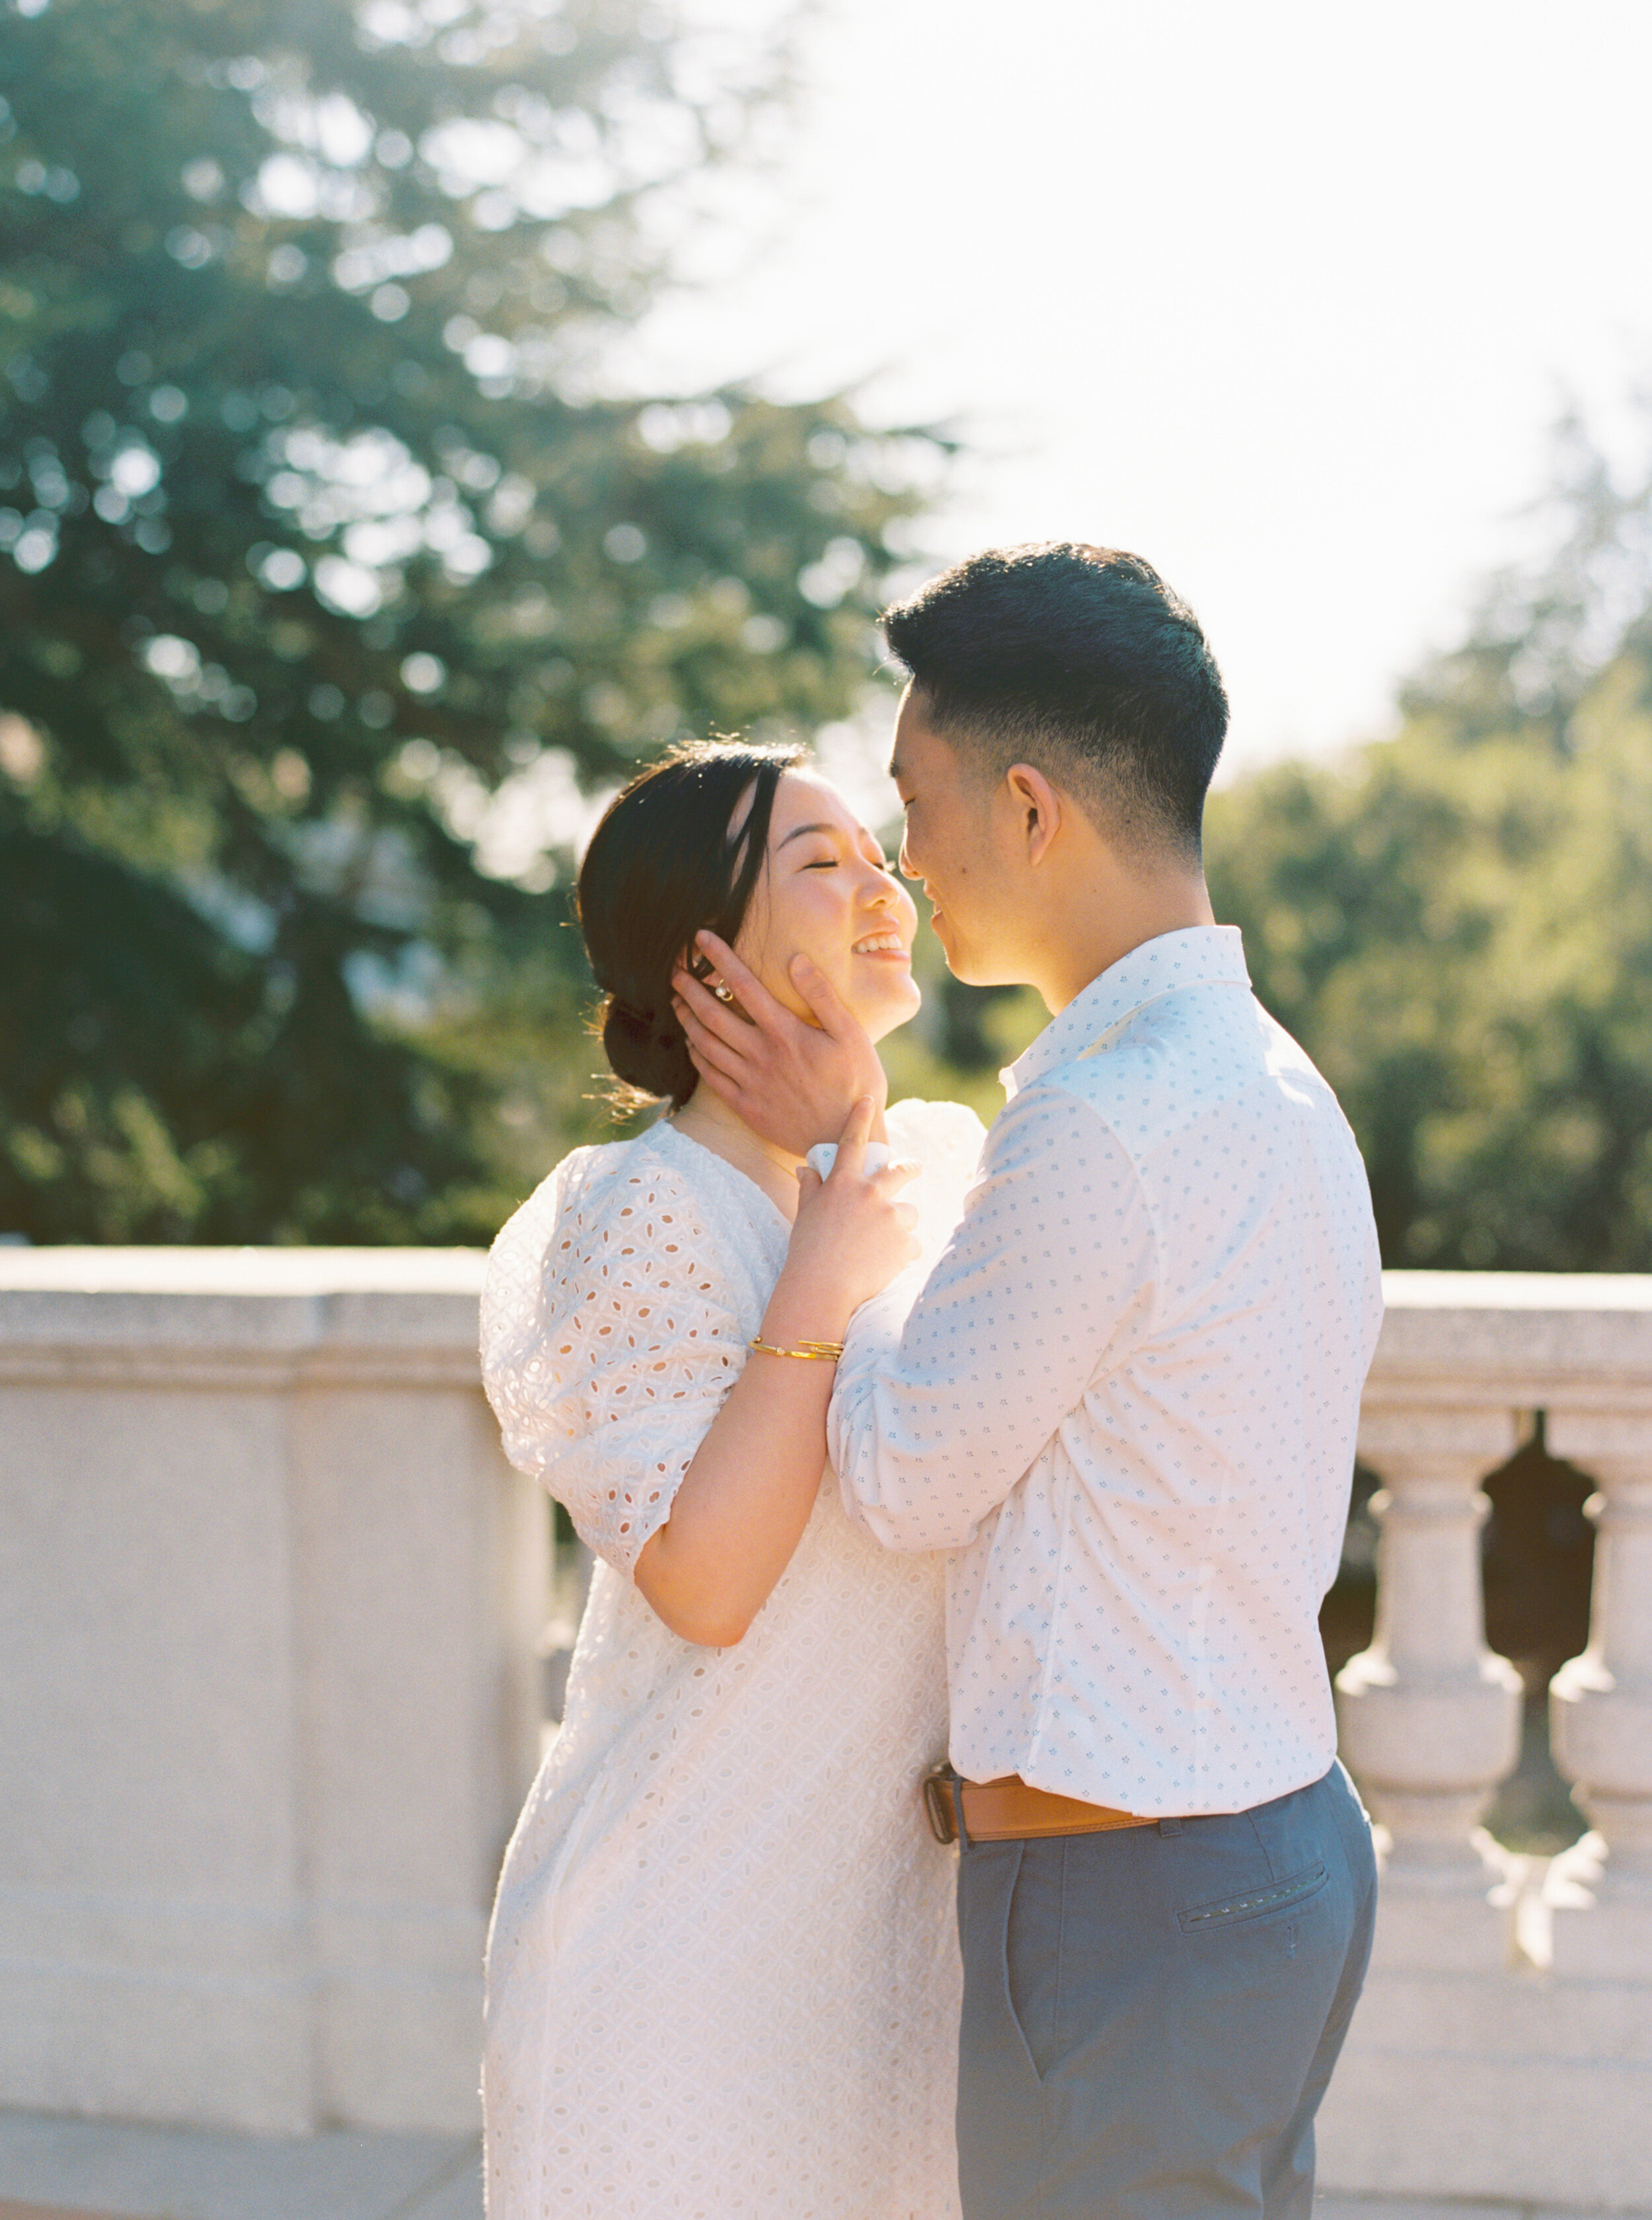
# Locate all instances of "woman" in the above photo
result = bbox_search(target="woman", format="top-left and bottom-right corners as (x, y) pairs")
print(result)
(480, 739), (985, 2219)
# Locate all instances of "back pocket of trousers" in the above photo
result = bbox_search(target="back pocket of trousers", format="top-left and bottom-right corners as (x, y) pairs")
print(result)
(1177, 1861), (1328, 1935)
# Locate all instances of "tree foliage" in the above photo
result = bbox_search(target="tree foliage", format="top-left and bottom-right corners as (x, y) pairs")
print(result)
(1207, 414), (1652, 1271)
(0, 0), (945, 1242)
(7, 0), (1645, 1274)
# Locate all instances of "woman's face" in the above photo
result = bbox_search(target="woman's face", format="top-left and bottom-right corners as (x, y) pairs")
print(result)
(730, 770), (921, 1043)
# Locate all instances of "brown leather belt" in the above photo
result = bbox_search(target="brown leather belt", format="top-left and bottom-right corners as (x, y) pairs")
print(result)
(923, 1769), (1155, 1845)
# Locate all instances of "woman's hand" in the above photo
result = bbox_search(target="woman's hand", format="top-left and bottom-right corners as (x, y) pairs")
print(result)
(766, 1097), (920, 1343)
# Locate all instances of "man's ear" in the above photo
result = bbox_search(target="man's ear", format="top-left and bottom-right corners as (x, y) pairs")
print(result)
(1004, 762), (1063, 864)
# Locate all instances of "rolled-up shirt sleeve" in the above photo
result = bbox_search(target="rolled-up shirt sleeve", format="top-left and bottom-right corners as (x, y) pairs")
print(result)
(829, 1079), (1158, 1552)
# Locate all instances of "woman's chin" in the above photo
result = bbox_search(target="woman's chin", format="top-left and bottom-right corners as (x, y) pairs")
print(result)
(859, 975), (923, 1044)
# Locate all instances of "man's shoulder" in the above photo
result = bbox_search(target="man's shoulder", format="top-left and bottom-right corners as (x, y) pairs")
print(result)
(1026, 980), (1345, 1164)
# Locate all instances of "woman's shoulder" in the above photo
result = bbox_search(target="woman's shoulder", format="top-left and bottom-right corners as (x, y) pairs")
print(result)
(485, 1129), (716, 1283)
(881, 1097), (989, 1259)
(480, 1126), (751, 1360)
(885, 1094), (989, 1171)
(488, 1137), (638, 1260)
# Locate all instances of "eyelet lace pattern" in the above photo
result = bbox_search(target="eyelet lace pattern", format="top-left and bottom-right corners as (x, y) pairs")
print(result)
(478, 1100), (985, 2219)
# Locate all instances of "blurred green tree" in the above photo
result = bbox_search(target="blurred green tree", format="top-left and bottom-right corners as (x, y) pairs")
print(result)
(1207, 412), (1652, 1269)
(0, 0), (945, 1242)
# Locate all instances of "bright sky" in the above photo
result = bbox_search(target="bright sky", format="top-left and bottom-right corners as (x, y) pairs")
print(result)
(634, 0), (1652, 780)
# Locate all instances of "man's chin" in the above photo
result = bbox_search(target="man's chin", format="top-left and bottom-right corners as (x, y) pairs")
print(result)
(930, 917), (979, 985)
(938, 942), (988, 986)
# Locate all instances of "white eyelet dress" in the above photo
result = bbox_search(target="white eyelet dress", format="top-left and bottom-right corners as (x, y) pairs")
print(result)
(478, 1098), (985, 2220)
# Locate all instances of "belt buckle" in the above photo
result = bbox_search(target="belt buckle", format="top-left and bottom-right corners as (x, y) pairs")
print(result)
(922, 1765), (964, 1846)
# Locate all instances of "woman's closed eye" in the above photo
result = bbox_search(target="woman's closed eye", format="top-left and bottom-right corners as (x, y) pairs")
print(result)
(790, 829), (890, 873)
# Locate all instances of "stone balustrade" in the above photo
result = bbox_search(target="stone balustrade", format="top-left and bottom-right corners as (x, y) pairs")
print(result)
(1, 1254), (1649, 2207)
(0, 1247), (544, 2137)
(1320, 1271), (1652, 2211)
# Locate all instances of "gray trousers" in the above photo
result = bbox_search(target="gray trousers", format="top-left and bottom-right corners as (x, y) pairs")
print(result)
(955, 1761), (1377, 2220)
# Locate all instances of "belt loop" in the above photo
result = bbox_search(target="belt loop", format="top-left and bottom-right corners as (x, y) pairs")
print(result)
(950, 1770), (970, 1850)
(1158, 1818), (1184, 1837)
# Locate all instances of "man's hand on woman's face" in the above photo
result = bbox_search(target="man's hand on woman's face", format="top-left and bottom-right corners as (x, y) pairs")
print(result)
(671, 930), (888, 1155)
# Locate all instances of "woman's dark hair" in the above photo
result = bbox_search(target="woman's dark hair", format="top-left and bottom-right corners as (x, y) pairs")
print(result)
(578, 739), (804, 1111)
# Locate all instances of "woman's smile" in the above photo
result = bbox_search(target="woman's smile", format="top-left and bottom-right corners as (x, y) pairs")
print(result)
(852, 929), (911, 963)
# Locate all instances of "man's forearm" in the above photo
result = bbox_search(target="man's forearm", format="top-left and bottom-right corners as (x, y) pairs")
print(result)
(831, 1084), (1156, 1553)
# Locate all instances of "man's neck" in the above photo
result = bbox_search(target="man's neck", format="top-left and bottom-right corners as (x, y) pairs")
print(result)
(1035, 871), (1217, 1013)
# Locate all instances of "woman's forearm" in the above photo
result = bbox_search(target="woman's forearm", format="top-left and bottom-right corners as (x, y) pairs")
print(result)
(632, 1108), (916, 1648)
(631, 1263), (852, 1647)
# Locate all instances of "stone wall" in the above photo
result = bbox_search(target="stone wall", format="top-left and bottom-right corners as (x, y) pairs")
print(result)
(0, 1249), (546, 2135)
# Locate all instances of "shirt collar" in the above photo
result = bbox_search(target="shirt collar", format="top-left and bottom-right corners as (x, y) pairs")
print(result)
(1002, 925), (1251, 1099)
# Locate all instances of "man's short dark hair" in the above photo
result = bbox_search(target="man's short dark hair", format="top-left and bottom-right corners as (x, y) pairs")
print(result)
(882, 542), (1228, 862)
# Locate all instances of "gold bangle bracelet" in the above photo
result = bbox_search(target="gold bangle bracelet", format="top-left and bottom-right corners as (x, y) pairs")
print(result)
(748, 1335), (845, 1362)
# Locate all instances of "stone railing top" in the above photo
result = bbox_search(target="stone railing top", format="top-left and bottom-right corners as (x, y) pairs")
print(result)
(0, 1244), (488, 1294)
(0, 1247), (490, 1385)
(1, 1255), (1647, 1401)
(1381, 1270), (1652, 1312)
(1371, 1271), (1652, 1414)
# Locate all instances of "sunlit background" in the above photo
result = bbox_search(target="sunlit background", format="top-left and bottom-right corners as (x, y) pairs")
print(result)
(3, 0), (1649, 1278)
(648, 0), (1652, 781)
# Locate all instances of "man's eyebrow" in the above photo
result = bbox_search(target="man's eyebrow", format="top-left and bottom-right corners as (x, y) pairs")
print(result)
(887, 755), (904, 783)
(775, 820), (840, 850)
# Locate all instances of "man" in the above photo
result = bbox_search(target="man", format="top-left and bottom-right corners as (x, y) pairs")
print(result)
(673, 542), (1384, 2219)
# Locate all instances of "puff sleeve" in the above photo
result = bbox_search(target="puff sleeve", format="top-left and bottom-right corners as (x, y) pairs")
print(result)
(480, 1144), (749, 1577)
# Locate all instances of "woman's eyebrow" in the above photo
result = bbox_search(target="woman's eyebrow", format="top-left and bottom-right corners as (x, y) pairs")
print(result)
(774, 820), (841, 850)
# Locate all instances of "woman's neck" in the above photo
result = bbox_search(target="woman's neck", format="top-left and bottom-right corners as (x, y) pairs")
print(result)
(670, 1087), (804, 1222)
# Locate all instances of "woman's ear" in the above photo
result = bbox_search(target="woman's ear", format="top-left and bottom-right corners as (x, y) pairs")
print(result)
(1004, 762), (1063, 865)
(682, 940), (716, 987)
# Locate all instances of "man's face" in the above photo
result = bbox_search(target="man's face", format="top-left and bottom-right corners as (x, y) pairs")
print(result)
(889, 684), (1011, 986)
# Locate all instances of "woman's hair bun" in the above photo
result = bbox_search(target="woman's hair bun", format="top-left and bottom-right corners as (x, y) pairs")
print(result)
(599, 995), (695, 1106)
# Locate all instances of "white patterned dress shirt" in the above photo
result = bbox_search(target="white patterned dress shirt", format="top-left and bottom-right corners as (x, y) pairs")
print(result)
(829, 926), (1384, 1817)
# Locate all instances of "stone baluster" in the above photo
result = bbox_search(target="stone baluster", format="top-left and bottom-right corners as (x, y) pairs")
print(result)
(1335, 1403), (1524, 1964)
(1542, 1410), (1652, 1976)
